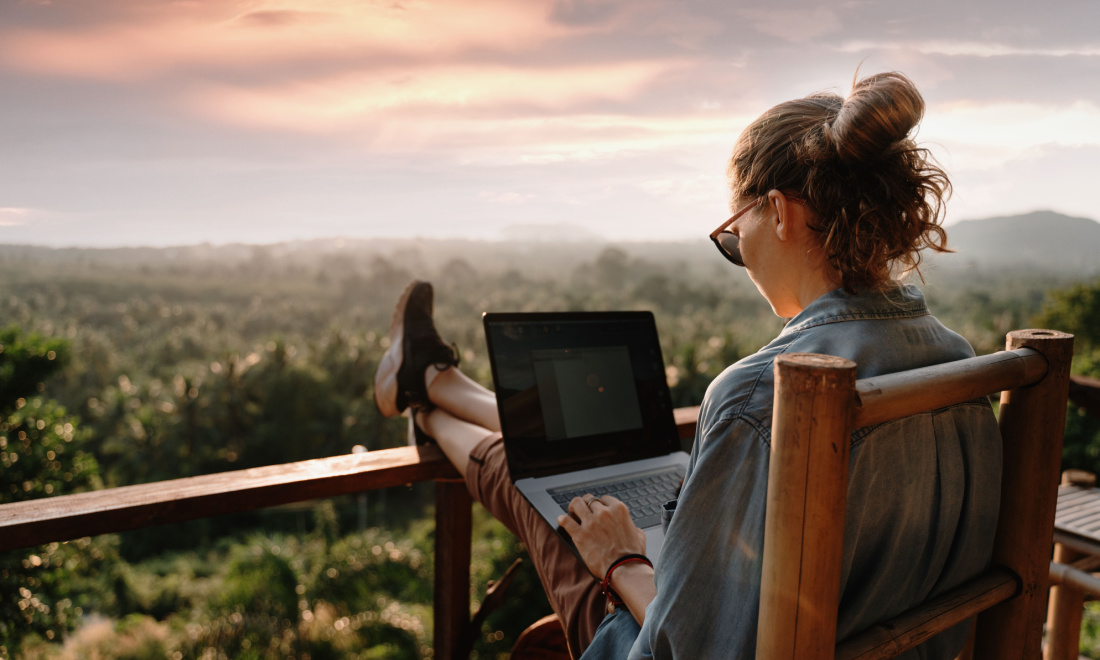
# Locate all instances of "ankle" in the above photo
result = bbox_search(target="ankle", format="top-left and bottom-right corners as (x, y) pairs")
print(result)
(407, 407), (436, 447)
(424, 364), (446, 399)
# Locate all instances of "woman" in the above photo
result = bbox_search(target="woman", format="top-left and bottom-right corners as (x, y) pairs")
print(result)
(373, 71), (1001, 659)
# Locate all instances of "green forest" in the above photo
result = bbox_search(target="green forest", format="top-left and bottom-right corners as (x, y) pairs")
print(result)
(2, 238), (1099, 659)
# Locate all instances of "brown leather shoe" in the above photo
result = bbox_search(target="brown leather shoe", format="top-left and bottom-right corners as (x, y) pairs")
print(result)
(373, 281), (459, 418)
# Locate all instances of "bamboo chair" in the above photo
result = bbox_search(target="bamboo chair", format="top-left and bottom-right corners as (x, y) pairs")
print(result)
(757, 329), (1074, 660)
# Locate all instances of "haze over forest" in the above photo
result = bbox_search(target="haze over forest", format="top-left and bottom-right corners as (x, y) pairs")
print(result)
(2, 209), (1097, 280)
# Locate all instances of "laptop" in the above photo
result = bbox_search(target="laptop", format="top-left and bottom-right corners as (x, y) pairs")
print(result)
(482, 310), (690, 559)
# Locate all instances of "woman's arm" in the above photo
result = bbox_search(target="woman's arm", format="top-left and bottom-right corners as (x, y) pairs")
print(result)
(557, 495), (655, 626)
(607, 560), (657, 625)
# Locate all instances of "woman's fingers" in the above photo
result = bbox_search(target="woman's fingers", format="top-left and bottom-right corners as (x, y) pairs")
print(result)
(558, 492), (648, 577)
(598, 495), (627, 514)
(557, 511), (579, 534)
(567, 495), (596, 520)
(566, 493), (634, 526)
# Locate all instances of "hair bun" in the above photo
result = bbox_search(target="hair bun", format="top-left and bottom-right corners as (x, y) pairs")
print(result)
(826, 72), (924, 164)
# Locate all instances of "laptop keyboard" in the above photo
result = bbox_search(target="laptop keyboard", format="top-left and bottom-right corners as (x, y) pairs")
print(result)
(549, 466), (686, 529)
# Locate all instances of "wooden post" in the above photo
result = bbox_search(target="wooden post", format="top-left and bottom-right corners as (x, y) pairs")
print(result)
(973, 330), (1074, 660)
(1046, 543), (1086, 660)
(1045, 471), (1095, 660)
(434, 480), (472, 660)
(757, 353), (857, 660)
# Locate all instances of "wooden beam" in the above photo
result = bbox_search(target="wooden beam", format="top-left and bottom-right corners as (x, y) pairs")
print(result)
(0, 445), (458, 551)
(0, 408), (702, 552)
(1051, 531), (1100, 558)
(835, 568), (1018, 660)
(1049, 560), (1100, 599)
(854, 348), (1047, 428)
(1069, 374), (1100, 420)
(1046, 550), (1089, 660)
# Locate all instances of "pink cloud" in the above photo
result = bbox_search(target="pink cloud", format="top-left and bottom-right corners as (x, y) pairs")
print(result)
(189, 59), (692, 132)
(0, 0), (571, 81)
(0, 208), (32, 226)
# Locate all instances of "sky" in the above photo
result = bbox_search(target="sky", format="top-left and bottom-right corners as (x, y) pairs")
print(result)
(1, 0), (1099, 247)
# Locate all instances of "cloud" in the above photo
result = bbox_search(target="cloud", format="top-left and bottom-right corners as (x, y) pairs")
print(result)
(549, 0), (620, 27)
(478, 191), (534, 204)
(638, 174), (726, 206)
(0, 0), (711, 155)
(0, 0), (567, 81)
(189, 60), (694, 134)
(740, 8), (842, 43)
(2, 0), (1099, 247)
(230, 9), (333, 28)
(0, 208), (31, 226)
(377, 112), (748, 163)
(945, 144), (1100, 224)
(840, 39), (1100, 58)
(923, 100), (1100, 165)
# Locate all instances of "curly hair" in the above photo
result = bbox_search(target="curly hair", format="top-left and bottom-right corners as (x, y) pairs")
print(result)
(727, 71), (951, 292)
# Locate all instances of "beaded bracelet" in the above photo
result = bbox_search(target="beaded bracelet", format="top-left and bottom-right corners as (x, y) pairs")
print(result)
(601, 553), (652, 606)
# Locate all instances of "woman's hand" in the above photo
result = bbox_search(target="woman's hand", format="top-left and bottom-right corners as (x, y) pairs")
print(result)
(557, 494), (647, 578)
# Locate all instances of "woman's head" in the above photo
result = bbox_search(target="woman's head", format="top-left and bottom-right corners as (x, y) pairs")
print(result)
(727, 71), (950, 293)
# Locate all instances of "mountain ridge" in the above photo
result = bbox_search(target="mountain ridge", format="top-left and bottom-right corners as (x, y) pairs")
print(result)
(0, 209), (1096, 275)
(943, 210), (1100, 273)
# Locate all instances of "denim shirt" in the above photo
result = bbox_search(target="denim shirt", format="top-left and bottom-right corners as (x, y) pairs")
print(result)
(581, 285), (1002, 660)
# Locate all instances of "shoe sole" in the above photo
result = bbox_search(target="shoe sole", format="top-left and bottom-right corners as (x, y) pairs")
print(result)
(373, 281), (417, 418)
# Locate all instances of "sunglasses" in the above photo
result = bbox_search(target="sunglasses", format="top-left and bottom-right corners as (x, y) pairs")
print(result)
(709, 197), (765, 268)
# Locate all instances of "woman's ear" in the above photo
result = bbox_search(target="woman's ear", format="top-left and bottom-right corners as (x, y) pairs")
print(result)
(767, 189), (793, 241)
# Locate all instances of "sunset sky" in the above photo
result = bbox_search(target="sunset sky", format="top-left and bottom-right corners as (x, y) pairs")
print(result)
(2, 0), (1098, 247)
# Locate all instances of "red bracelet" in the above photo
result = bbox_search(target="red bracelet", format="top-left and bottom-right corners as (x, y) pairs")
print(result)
(601, 554), (652, 606)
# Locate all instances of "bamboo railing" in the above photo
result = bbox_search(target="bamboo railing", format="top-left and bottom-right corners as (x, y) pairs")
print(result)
(0, 406), (699, 659)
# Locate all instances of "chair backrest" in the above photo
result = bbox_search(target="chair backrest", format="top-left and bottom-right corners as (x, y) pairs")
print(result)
(755, 329), (1074, 660)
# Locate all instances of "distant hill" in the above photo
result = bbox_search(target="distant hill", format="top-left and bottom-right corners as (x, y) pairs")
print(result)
(944, 210), (1100, 273)
(2, 209), (1096, 278)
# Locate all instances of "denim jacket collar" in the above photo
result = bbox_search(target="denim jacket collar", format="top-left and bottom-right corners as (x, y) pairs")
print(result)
(779, 283), (930, 337)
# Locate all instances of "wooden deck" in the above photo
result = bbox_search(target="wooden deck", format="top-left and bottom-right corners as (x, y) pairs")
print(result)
(1054, 483), (1100, 557)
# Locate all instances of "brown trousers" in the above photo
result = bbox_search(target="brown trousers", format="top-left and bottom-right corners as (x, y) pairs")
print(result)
(464, 433), (609, 657)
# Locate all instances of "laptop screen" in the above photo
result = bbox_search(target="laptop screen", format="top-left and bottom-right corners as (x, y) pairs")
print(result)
(483, 311), (679, 479)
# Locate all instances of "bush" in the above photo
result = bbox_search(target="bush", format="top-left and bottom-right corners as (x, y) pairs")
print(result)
(0, 328), (114, 653)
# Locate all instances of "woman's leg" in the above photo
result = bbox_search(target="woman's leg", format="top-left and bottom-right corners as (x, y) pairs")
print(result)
(414, 406), (486, 478)
(458, 430), (610, 657)
(374, 282), (607, 653)
(404, 364), (500, 477)
(415, 404), (608, 655)
(425, 364), (501, 433)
